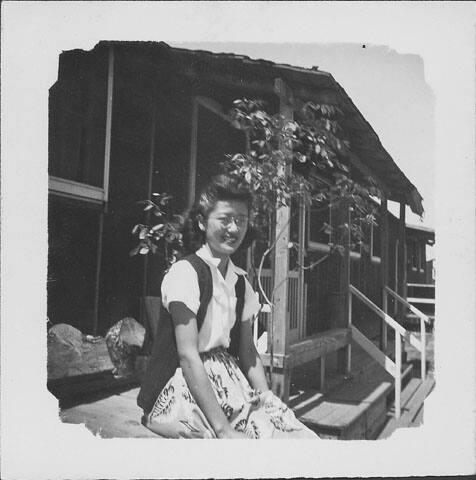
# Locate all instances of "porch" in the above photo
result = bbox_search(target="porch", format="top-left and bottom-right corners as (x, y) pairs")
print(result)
(58, 331), (434, 439)
(47, 41), (434, 440)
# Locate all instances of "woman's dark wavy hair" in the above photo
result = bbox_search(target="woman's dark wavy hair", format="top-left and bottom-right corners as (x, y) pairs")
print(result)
(181, 174), (257, 255)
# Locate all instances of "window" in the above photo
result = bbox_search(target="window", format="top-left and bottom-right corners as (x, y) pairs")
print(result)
(49, 47), (111, 203)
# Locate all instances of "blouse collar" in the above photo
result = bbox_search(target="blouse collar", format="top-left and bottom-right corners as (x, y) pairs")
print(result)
(195, 244), (248, 276)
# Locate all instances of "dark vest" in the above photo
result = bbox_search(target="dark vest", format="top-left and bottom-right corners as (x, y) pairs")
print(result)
(137, 253), (245, 413)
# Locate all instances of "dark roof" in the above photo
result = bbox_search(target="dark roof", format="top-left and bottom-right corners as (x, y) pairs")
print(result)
(97, 41), (425, 214)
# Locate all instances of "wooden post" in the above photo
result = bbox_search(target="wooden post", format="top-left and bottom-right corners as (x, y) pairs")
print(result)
(397, 202), (407, 323)
(297, 199), (307, 340)
(328, 199), (351, 373)
(394, 238), (399, 317)
(346, 289), (352, 376)
(269, 78), (294, 401)
(420, 316), (426, 380)
(92, 45), (114, 335)
(102, 46), (115, 206)
(397, 202), (407, 367)
(395, 329), (402, 420)
(92, 211), (104, 336)
(380, 198), (389, 352)
(142, 87), (157, 302)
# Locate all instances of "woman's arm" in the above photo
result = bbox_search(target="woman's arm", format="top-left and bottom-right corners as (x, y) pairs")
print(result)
(238, 318), (270, 393)
(170, 301), (247, 439)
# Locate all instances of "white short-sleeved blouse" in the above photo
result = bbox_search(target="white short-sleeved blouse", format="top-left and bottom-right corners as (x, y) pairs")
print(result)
(161, 244), (261, 353)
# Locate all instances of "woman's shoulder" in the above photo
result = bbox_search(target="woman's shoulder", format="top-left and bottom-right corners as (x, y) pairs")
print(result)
(163, 258), (199, 283)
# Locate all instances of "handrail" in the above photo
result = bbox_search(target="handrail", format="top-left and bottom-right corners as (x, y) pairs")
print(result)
(385, 287), (431, 324)
(349, 283), (429, 420)
(349, 285), (406, 336)
(349, 284), (403, 419)
(384, 286), (427, 380)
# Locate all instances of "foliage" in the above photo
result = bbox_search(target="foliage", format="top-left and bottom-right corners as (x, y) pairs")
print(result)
(131, 97), (381, 271)
(223, 98), (380, 254)
(129, 193), (183, 266)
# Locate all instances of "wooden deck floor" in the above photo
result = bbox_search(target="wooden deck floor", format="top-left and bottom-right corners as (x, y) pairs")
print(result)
(59, 334), (434, 440)
(60, 387), (156, 438)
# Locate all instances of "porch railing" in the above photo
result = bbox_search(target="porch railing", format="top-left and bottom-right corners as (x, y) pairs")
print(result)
(349, 284), (429, 419)
(384, 286), (431, 380)
(253, 269), (304, 342)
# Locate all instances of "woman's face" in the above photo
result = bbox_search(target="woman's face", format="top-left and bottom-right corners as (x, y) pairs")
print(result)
(202, 199), (249, 260)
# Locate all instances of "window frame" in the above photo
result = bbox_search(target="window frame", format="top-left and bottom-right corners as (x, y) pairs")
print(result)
(188, 95), (250, 208)
(48, 46), (114, 205)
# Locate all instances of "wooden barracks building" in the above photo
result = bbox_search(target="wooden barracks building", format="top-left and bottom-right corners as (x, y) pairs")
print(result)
(48, 41), (435, 438)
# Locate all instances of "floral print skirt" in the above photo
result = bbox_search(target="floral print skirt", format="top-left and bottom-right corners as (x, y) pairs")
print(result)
(146, 348), (319, 439)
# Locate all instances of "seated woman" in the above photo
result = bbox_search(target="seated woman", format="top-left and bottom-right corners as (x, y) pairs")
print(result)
(140, 174), (319, 439)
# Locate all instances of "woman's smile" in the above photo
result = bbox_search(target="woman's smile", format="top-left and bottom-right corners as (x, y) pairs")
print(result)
(203, 200), (249, 260)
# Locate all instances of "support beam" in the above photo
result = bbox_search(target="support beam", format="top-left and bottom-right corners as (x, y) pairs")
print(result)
(380, 198), (389, 352)
(297, 199), (307, 340)
(92, 212), (104, 336)
(396, 202), (407, 366)
(328, 198), (351, 373)
(103, 45), (115, 206)
(93, 45), (115, 334)
(143, 86), (158, 303)
(397, 202), (407, 324)
(269, 78), (294, 401)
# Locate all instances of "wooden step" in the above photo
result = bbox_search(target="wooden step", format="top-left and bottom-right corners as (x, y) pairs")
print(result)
(295, 377), (392, 439)
(382, 366), (417, 406)
(377, 376), (435, 439)
(292, 340), (414, 440)
(407, 283), (435, 288)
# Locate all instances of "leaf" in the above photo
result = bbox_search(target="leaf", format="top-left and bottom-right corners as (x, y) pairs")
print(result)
(151, 223), (164, 232)
(131, 224), (140, 234)
(139, 246), (150, 255)
(143, 204), (154, 211)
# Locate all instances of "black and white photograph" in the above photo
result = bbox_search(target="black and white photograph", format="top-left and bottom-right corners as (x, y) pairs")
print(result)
(1, 2), (475, 478)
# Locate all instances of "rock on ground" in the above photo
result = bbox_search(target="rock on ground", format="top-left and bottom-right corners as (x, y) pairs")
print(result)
(105, 317), (146, 378)
(47, 323), (114, 380)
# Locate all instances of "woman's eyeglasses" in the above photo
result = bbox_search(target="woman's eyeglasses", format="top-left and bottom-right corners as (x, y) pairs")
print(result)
(210, 215), (249, 229)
